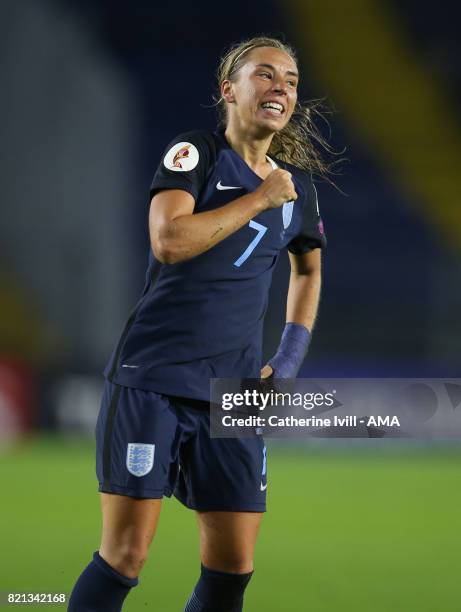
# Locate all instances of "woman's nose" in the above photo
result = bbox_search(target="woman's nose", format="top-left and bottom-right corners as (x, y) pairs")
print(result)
(272, 80), (287, 94)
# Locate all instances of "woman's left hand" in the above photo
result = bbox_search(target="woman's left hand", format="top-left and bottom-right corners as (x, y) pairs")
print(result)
(260, 364), (273, 379)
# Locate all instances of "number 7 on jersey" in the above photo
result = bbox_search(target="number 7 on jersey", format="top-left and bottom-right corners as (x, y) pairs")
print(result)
(233, 220), (268, 267)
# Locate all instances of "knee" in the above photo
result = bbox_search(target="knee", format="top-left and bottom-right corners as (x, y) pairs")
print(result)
(101, 543), (149, 579)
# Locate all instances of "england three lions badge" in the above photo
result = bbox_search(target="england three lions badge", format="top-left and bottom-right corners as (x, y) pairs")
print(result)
(126, 443), (155, 477)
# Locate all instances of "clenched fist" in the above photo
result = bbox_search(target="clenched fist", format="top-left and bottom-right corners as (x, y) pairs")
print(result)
(255, 169), (297, 209)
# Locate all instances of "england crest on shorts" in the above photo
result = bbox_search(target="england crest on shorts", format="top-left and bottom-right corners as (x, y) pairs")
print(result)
(126, 443), (155, 477)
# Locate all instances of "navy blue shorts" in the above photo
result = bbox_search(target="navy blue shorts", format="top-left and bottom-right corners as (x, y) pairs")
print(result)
(96, 380), (267, 512)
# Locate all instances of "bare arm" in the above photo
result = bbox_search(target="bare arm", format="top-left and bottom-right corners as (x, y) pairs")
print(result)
(286, 247), (322, 331)
(149, 190), (265, 264)
(149, 169), (297, 264)
(261, 248), (321, 378)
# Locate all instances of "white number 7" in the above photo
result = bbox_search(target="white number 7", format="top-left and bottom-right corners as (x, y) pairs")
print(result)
(233, 220), (268, 267)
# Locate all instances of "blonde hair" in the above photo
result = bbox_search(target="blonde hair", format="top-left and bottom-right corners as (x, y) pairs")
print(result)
(216, 36), (339, 182)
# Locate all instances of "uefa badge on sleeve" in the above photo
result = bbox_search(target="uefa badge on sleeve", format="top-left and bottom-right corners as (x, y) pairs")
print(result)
(163, 142), (199, 172)
(126, 443), (155, 477)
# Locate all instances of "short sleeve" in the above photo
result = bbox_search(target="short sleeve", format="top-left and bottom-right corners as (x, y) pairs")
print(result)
(287, 177), (327, 255)
(149, 130), (215, 202)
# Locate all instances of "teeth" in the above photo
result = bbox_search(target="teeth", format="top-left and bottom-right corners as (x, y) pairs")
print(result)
(261, 102), (283, 114)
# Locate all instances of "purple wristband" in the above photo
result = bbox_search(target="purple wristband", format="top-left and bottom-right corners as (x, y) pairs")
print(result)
(267, 323), (311, 378)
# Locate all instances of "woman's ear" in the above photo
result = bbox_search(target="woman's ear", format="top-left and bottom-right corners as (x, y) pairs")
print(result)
(221, 80), (235, 104)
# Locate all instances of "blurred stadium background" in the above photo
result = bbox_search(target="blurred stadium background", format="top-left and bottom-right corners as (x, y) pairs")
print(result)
(1, 0), (460, 610)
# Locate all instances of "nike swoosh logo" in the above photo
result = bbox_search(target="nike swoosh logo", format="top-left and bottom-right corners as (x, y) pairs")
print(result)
(216, 181), (242, 191)
(260, 482), (267, 491)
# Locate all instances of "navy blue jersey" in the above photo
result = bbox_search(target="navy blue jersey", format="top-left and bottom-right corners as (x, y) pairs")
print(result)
(105, 129), (326, 400)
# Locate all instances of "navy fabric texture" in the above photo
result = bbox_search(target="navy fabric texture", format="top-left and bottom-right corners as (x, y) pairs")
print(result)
(105, 129), (325, 401)
(96, 381), (267, 511)
(184, 565), (253, 612)
(68, 551), (138, 611)
(267, 322), (311, 378)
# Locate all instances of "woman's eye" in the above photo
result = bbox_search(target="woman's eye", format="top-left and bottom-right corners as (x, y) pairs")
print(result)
(259, 72), (272, 79)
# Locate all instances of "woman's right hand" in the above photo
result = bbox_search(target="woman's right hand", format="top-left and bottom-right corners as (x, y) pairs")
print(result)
(255, 169), (298, 209)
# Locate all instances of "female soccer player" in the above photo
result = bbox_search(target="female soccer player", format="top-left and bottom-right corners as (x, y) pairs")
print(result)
(69, 36), (328, 611)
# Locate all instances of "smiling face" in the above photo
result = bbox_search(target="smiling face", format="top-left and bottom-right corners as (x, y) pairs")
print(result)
(221, 46), (299, 137)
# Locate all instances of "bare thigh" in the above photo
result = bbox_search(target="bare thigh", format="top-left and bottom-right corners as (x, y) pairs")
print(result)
(197, 511), (263, 574)
(99, 492), (162, 579)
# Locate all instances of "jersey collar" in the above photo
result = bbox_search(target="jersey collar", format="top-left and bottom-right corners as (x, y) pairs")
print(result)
(215, 129), (279, 178)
